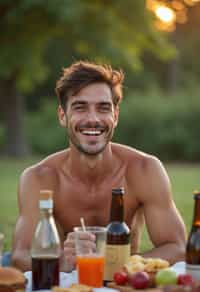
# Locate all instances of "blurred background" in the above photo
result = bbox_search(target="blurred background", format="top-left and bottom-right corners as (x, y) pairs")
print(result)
(0, 0), (199, 250)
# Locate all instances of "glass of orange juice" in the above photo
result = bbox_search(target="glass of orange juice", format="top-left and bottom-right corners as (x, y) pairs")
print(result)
(74, 226), (107, 288)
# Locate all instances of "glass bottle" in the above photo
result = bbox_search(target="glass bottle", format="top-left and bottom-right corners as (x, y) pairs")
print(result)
(31, 190), (61, 290)
(104, 187), (130, 283)
(186, 190), (200, 280)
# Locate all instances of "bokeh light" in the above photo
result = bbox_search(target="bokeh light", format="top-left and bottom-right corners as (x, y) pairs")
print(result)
(155, 5), (176, 23)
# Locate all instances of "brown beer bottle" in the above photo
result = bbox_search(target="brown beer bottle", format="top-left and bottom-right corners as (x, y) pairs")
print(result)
(31, 190), (61, 290)
(186, 190), (200, 280)
(104, 187), (130, 283)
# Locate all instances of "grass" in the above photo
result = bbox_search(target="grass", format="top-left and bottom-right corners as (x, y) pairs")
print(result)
(0, 157), (199, 252)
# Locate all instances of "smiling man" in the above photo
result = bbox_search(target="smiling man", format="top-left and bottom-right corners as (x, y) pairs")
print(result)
(12, 61), (186, 272)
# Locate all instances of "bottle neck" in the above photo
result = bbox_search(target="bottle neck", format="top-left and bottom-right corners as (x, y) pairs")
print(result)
(39, 208), (53, 218)
(192, 197), (200, 226)
(110, 193), (124, 222)
(39, 199), (53, 218)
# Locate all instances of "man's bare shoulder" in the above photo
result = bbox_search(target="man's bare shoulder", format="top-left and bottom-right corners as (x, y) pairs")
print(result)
(111, 143), (166, 188)
(20, 150), (69, 185)
(112, 142), (159, 169)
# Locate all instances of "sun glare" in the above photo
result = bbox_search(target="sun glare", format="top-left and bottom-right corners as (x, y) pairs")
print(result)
(155, 5), (176, 23)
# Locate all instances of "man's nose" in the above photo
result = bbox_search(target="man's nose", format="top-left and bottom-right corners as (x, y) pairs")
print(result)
(86, 109), (100, 123)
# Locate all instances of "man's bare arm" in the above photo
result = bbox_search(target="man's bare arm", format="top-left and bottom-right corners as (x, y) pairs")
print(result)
(137, 156), (186, 264)
(12, 168), (40, 271)
(142, 202), (186, 264)
(12, 216), (36, 271)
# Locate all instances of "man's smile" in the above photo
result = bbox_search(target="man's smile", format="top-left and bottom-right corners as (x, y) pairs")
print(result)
(76, 125), (108, 137)
(81, 130), (102, 136)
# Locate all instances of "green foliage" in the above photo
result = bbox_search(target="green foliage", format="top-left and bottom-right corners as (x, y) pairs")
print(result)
(26, 100), (68, 154)
(0, 0), (174, 93)
(114, 88), (200, 161)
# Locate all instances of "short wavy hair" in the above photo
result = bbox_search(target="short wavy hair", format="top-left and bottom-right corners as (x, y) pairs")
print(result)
(55, 60), (124, 109)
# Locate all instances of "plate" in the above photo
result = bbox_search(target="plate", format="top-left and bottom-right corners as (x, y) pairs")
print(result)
(171, 261), (186, 275)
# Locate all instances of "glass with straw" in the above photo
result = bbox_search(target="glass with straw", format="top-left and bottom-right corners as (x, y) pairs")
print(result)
(74, 218), (107, 287)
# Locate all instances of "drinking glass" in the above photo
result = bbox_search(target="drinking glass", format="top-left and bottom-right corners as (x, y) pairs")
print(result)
(74, 226), (107, 288)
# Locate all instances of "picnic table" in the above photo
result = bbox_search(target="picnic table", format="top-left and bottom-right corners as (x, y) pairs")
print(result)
(24, 262), (185, 292)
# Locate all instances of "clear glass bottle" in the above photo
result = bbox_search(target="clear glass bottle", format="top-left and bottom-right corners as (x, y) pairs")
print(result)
(104, 187), (130, 283)
(31, 190), (61, 290)
(186, 190), (200, 280)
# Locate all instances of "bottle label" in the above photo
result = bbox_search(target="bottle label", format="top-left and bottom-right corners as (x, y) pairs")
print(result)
(104, 244), (130, 281)
(39, 199), (53, 209)
(186, 264), (200, 280)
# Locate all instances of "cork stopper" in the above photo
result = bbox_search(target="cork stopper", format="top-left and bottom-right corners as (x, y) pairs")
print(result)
(39, 190), (53, 200)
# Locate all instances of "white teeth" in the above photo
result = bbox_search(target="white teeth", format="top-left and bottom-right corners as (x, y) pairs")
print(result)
(82, 130), (102, 135)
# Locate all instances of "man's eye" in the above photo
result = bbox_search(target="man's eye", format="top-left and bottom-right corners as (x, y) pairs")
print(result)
(99, 106), (111, 112)
(74, 106), (85, 111)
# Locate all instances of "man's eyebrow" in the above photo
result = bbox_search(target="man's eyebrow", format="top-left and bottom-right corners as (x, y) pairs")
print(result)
(71, 100), (87, 107)
(98, 101), (112, 106)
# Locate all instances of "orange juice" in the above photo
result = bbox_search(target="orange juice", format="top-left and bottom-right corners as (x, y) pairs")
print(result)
(77, 255), (105, 287)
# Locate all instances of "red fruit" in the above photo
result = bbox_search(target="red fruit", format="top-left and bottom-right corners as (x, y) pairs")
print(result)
(113, 271), (128, 285)
(177, 274), (194, 286)
(129, 271), (150, 289)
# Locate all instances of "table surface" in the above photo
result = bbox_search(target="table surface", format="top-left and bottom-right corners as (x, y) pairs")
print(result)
(24, 261), (186, 292)
(25, 270), (118, 292)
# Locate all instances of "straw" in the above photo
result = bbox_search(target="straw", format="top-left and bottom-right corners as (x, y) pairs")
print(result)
(80, 217), (86, 232)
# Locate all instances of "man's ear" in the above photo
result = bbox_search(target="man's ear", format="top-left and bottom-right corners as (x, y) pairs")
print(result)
(114, 105), (119, 128)
(58, 105), (67, 127)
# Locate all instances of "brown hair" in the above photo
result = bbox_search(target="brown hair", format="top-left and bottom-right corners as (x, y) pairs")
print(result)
(55, 61), (124, 109)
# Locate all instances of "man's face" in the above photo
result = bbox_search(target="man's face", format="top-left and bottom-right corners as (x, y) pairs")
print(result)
(60, 83), (119, 156)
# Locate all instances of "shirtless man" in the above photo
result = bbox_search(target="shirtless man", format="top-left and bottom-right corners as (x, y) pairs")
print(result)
(12, 61), (186, 272)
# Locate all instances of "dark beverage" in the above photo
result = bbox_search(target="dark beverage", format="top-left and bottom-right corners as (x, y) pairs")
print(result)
(186, 190), (200, 280)
(32, 256), (59, 290)
(104, 187), (130, 284)
(31, 190), (61, 290)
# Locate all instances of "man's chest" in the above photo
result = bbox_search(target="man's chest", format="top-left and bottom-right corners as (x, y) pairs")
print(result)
(53, 184), (113, 233)
(52, 171), (138, 234)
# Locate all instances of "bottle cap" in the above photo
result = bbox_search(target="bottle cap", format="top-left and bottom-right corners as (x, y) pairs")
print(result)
(112, 187), (124, 195)
(39, 190), (53, 200)
(193, 190), (200, 198)
(39, 190), (53, 209)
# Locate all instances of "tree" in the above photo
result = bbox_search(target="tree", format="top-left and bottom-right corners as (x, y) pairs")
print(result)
(0, 0), (172, 156)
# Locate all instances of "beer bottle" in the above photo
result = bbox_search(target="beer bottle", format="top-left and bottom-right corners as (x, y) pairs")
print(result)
(31, 190), (61, 290)
(104, 187), (130, 283)
(186, 190), (200, 280)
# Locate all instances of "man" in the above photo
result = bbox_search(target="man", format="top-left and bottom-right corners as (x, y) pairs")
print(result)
(12, 61), (186, 272)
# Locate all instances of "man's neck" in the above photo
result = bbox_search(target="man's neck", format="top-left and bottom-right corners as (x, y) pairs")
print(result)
(67, 143), (115, 184)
